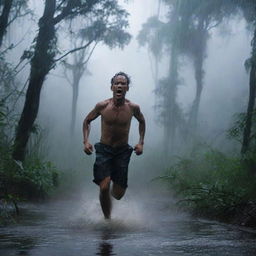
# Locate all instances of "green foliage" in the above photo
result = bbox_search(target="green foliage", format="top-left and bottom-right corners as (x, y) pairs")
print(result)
(0, 150), (59, 224)
(68, 0), (131, 50)
(1, 141), (59, 202)
(228, 111), (256, 151)
(79, 17), (131, 49)
(227, 112), (247, 142)
(158, 149), (256, 220)
(0, 56), (59, 221)
(20, 158), (59, 197)
(137, 16), (166, 58)
(237, 0), (256, 25)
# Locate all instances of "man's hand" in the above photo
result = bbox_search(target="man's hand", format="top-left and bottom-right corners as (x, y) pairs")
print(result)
(134, 143), (143, 155)
(84, 142), (93, 155)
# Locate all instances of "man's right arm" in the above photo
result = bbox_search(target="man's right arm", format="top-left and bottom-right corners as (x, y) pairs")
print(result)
(83, 103), (102, 155)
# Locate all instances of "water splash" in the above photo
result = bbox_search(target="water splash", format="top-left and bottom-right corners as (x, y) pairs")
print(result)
(67, 191), (153, 233)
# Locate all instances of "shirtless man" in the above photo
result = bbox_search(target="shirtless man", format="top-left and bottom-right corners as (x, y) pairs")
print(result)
(83, 72), (146, 219)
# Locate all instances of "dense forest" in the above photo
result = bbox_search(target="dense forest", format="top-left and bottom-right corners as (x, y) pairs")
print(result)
(1, 0), (256, 228)
(138, 0), (256, 226)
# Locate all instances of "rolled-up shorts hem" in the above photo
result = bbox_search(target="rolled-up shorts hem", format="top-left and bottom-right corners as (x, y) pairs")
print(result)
(93, 178), (128, 189)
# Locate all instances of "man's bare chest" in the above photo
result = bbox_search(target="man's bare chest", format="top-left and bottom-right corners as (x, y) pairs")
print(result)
(101, 105), (133, 126)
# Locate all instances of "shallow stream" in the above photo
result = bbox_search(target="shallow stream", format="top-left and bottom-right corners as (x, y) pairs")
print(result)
(1, 189), (256, 256)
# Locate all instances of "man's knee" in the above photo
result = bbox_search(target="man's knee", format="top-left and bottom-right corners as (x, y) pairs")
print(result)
(100, 177), (111, 193)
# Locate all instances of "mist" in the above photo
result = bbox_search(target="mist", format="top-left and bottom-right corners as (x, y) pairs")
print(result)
(38, 0), (164, 178)
(2, 0), (252, 203)
(32, 2), (250, 169)
(1, 1), (256, 255)
(4, 0), (250, 190)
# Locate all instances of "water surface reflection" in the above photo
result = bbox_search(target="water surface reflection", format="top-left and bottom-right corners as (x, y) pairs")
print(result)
(96, 230), (116, 256)
(1, 197), (256, 255)
(96, 241), (115, 256)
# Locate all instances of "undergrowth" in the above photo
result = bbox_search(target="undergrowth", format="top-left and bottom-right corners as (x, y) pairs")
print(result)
(1, 96), (59, 224)
(158, 149), (256, 221)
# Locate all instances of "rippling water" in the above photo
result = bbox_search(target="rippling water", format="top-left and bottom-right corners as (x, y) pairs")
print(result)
(1, 188), (256, 256)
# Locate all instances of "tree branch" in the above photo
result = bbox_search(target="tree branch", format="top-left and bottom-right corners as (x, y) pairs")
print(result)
(81, 41), (98, 65)
(207, 20), (221, 31)
(6, 3), (22, 26)
(56, 0), (66, 11)
(7, 10), (31, 26)
(53, 0), (77, 24)
(7, 77), (29, 116)
(54, 40), (94, 62)
(53, 0), (97, 24)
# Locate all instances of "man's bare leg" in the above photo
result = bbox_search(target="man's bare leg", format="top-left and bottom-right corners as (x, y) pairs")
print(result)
(111, 183), (126, 200)
(99, 176), (112, 219)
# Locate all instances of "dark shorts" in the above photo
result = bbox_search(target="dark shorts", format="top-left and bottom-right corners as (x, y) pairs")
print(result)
(93, 142), (133, 189)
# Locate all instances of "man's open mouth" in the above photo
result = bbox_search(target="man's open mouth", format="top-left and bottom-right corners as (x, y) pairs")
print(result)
(116, 89), (123, 96)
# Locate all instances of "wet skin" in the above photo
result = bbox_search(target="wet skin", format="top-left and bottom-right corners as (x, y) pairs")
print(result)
(83, 75), (146, 219)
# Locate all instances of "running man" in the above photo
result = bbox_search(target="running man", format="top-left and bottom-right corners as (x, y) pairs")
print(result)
(83, 72), (146, 219)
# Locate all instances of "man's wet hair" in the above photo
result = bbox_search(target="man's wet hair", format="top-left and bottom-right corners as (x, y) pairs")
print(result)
(111, 72), (131, 86)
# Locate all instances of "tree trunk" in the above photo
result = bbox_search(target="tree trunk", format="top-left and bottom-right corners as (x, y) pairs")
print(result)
(163, 2), (180, 157)
(188, 16), (206, 136)
(164, 43), (178, 156)
(12, 0), (56, 161)
(241, 26), (256, 155)
(0, 0), (13, 48)
(189, 53), (204, 133)
(241, 63), (256, 154)
(154, 0), (161, 86)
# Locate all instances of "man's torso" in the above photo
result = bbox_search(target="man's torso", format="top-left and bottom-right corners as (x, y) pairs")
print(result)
(99, 99), (134, 147)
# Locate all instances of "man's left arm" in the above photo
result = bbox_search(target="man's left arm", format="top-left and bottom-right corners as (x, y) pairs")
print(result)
(133, 105), (146, 155)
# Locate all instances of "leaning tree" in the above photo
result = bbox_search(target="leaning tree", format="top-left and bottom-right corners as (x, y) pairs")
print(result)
(12, 0), (130, 162)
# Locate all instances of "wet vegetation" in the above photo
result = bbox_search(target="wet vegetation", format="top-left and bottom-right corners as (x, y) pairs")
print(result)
(157, 147), (256, 226)
(0, 69), (58, 222)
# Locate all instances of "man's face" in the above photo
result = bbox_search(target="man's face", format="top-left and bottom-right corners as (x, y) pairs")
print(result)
(111, 75), (129, 100)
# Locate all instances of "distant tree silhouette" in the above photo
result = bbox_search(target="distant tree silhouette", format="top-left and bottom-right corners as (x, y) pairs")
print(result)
(62, 17), (130, 136)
